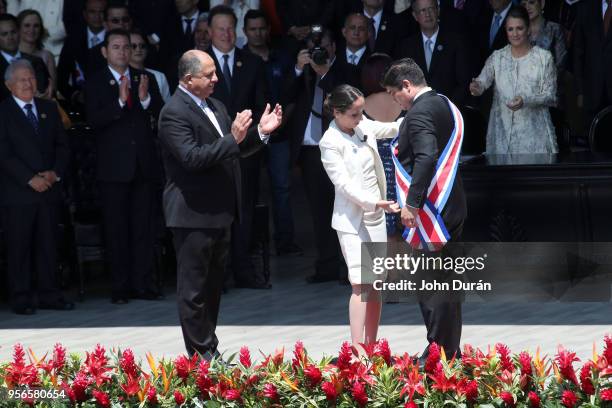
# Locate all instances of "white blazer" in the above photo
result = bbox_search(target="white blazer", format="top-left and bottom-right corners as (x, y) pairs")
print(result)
(319, 116), (403, 234)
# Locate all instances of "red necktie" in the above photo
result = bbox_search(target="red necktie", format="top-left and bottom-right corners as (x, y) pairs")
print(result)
(605, 0), (612, 36)
(120, 75), (133, 109)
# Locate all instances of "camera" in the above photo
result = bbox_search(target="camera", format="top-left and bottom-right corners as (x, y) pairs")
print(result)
(308, 25), (329, 66)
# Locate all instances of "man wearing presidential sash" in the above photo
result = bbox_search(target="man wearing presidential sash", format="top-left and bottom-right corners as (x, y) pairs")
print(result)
(383, 58), (467, 361)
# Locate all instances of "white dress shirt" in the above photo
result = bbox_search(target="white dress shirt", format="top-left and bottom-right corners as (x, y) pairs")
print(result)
(363, 8), (383, 38)
(181, 11), (199, 33)
(107, 66), (151, 109)
(87, 28), (105, 49)
(13, 95), (38, 119)
(211, 46), (236, 76)
(346, 46), (367, 65)
(491, 2), (512, 35)
(1, 50), (21, 64)
(421, 28), (440, 52)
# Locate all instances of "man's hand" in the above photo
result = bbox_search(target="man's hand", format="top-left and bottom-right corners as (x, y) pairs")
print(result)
(506, 96), (523, 111)
(259, 103), (283, 134)
(296, 49), (310, 71)
(377, 200), (401, 213)
(38, 170), (58, 184)
(138, 74), (149, 101)
(231, 109), (253, 144)
(28, 175), (52, 192)
(119, 75), (130, 103)
(401, 205), (419, 228)
(469, 78), (483, 97)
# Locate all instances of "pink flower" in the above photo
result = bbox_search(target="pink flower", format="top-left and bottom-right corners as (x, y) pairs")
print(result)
(561, 390), (578, 408)
(224, 388), (242, 401)
(174, 354), (198, 380)
(351, 381), (368, 407)
(292, 341), (306, 369)
(239, 346), (252, 368)
(425, 343), (441, 374)
(528, 391), (541, 407)
(337, 341), (353, 370)
(600, 388), (612, 401)
(580, 361), (595, 395)
(604, 335), (612, 365)
(92, 389), (110, 407)
(404, 401), (418, 408)
(196, 360), (213, 396)
(321, 381), (339, 401)
(463, 379), (478, 402)
(500, 391), (516, 407)
(374, 339), (392, 365)
(146, 386), (158, 403)
(555, 347), (579, 385)
(52, 343), (66, 371)
(71, 371), (91, 402)
(263, 383), (279, 401)
(174, 390), (185, 405)
(304, 364), (322, 387)
(518, 351), (533, 376)
(496, 343), (514, 373)
(119, 348), (138, 377)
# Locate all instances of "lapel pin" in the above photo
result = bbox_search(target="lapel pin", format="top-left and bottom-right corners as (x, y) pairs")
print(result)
(109, 79), (116, 86)
(134, 75), (139, 82)
(40, 113), (47, 119)
(236, 61), (242, 68)
(380, 24), (387, 31)
(437, 44), (443, 51)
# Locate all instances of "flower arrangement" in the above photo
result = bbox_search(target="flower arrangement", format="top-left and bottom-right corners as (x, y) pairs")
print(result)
(0, 335), (610, 407)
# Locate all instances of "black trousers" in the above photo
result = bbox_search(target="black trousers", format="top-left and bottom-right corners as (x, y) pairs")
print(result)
(99, 176), (156, 298)
(2, 201), (63, 309)
(172, 226), (230, 357)
(417, 223), (464, 359)
(298, 146), (344, 278)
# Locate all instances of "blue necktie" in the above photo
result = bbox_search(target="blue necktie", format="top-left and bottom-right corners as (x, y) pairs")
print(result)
(24, 103), (39, 134)
(489, 14), (502, 48)
(222, 54), (232, 93)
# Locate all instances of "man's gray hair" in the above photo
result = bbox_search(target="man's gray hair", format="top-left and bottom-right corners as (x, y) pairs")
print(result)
(177, 51), (202, 80)
(4, 59), (35, 83)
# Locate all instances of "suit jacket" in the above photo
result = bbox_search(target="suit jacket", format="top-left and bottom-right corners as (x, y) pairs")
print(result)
(394, 29), (471, 106)
(281, 62), (345, 162)
(335, 47), (371, 90)
(367, 9), (415, 56)
(85, 66), (163, 182)
(573, 0), (612, 110)
(319, 117), (401, 234)
(206, 47), (268, 118)
(475, 6), (509, 67)
(0, 53), (50, 102)
(397, 90), (466, 236)
(160, 15), (196, 89)
(0, 97), (69, 205)
(158, 89), (265, 229)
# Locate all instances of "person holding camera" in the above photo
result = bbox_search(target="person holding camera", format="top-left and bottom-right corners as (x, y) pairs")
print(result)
(282, 27), (348, 283)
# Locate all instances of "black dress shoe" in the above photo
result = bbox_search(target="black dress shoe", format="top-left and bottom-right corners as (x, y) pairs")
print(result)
(276, 243), (303, 256)
(39, 301), (75, 311)
(13, 306), (36, 315)
(111, 297), (129, 304)
(234, 280), (271, 289)
(305, 274), (337, 283)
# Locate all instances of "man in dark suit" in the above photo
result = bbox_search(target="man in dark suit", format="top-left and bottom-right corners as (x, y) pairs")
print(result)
(337, 13), (371, 90)
(276, 0), (336, 51)
(0, 60), (73, 314)
(0, 13), (50, 101)
(282, 29), (347, 283)
(475, 0), (511, 68)
(357, 0), (415, 55)
(382, 58), (467, 359)
(573, 0), (612, 131)
(85, 28), (163, 304)
(394, 0), (471, 107)
(158, 49), (282, 358)
(204, 6), (270, 289)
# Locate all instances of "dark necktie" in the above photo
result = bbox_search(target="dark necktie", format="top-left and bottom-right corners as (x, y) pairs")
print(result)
(24, 103), (39, 134)
(222, 54), (232, 93)
(368, 17), (376, 50)
(184, 18), (194, 36)
(605, 0), (612, 36)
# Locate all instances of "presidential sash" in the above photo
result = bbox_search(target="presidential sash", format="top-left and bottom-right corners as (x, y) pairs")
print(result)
(390, 95), (464, 251)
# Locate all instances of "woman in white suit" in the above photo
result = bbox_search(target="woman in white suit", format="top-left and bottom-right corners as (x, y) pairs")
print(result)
(320, 84), (401, 353)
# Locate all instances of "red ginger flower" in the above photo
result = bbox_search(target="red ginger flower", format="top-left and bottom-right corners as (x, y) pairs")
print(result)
(263, 383), (279, 401)
(374, 338), (392, 365)
(528, 391), (541, 407)
(120, 373), (140, 397)
(500, 391), (516, 407)
(351, 381), (368, 407)
(196, 360), (213, 396)
(600, 388), (612, 401)
(60, 382), (76, 403)
(5, 344), (38, 387)
(322, 381), (339, 401)
(457, 379), (478, 402)
(52, 343), (66, 371)
(71, 371), (91, 402)
(174, 354), (198, 380)
(405, 401), (418, 408)
(119, 348), (138, 377)
(580, 361), (595, 395)
(146, 386), (158, 403)
(555, 347), (580, 385)
(518, 351), (533, 376)
(337, 341), (353, 370)
(224, 388), (242, 401)
(174, 390), (185, 405)
(83, 345), (112, 387)
(561, 390), (578, 408)
(239, 346), (252, 368)
(304, 364), (322, 387)
(604, 335), (612, 365)
(425, 343), (441, 374)
(92, 389), (110, 407)
(292, 340), (307, 369)
(496, 343), (514, 372)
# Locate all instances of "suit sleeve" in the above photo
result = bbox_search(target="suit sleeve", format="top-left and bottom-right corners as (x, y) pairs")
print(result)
(319, 133), (378, 212)
(85, 73), (124, 129)
(51, 103), (70, 178)
(0, 113), (36, 186)
(451, 37), (471, 106)
(56, 42), (78, 101)
(403, 110), (438, 209)
(158, 104), (241, 171)
(143, 71), (163, 118)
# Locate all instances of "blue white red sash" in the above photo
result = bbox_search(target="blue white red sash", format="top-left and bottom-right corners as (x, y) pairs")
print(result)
(390, 95), (464, 251)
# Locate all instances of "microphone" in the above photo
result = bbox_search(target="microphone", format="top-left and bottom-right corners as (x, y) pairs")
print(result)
(360, 134), (368, 143)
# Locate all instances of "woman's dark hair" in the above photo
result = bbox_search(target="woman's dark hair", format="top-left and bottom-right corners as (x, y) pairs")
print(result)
(361, 53), (392, 96)
(323, 84), (364, 117)
(506, 5), (530, 29)
(17, 9), (48, 49)
(129, 28), (150, 47)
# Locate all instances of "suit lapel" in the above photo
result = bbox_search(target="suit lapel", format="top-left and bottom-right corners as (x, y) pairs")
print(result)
(428, 31), (444, 76)
(208, 49), (230, 102)
(35, 99), (50, 140)
(9, 97), (42, 148)
(413, 37), (428, 74)
(104, 67), (120, 99)
(231, 48), (243, 95)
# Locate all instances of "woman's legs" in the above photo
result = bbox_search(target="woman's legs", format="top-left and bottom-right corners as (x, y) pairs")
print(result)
(349, 284), (382, 348)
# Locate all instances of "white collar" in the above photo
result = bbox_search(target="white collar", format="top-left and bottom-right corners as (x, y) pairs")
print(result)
(87, 28), (105, 44)
(108, 65), (130, 83)
(179, 84), (205, 107)
(421, 28), (440, 46)
(13, 95), (35, 109)
(363, 8), (383, 33)
(494, 2), (513, 22)
(212, 45), (236, 64)
(182, 10), (200, 22)
(1, 50), (21, 63)
(346, 46), (367, 61)
(413, 86), (433, 102)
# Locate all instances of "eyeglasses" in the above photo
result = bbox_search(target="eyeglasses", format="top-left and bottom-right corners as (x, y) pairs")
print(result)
(109, 16), (131, 24)
(131, 43), (147, 50)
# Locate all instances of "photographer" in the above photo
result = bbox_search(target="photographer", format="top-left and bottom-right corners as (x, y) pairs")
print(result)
(282, 27), (347, 283)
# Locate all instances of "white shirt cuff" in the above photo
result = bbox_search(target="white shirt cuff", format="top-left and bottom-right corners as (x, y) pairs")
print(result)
(140, 93), (151, 109)
(258, 125), (270, 144)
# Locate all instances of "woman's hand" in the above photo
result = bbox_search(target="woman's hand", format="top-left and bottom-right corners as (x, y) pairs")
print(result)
(506, 96), (524, 111)
(377, 200), (400, 213)
(469, 78), (483, 97)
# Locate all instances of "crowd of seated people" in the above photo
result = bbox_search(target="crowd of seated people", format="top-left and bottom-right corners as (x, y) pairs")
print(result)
(0, 0), (609, 314)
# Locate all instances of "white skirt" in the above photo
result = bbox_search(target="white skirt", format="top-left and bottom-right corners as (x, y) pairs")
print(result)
(337, 212), (387, 285)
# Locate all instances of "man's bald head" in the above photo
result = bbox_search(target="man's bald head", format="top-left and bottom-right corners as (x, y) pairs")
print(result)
(178, 50), (217, 99)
